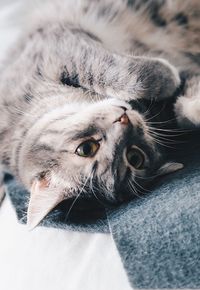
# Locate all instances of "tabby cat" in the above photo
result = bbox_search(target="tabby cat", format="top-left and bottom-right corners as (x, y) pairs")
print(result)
(0, 0), (199, 228)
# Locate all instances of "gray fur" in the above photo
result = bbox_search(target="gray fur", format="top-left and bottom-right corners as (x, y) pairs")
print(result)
(0, 0), (199, 225)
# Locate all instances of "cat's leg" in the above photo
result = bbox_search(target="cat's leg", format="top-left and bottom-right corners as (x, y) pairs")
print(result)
(55, 31), (180, 102)
(174, 76), (200, 128)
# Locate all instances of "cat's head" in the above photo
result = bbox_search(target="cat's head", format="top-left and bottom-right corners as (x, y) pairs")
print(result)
(16, 97), (182, 228)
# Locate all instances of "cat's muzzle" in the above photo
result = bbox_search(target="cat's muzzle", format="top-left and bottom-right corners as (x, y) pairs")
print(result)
(114, 111), (130, 125)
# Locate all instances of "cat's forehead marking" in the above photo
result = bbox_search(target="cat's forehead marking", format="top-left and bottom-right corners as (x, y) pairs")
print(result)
(71, 125), (99, 141)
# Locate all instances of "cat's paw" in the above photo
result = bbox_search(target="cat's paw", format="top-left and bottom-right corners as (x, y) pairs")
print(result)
(175, 96), (200, 128)
(174, 77), (200, 128)
(137, 57), (181, 100)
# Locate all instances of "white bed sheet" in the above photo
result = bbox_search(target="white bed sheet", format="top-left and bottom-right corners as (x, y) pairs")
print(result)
(0, 1), (132, 290)
(0, 197), (132, 290)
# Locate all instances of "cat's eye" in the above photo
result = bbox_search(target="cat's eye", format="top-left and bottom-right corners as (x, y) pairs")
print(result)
(76, 140), (100, 157)
(126, 146), (145, 169)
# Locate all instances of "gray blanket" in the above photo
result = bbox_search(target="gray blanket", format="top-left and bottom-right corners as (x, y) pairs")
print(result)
(5, 135), (200, 289)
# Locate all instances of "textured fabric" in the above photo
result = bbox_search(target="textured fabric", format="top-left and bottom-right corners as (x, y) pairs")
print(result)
(108, 141), (200, 288)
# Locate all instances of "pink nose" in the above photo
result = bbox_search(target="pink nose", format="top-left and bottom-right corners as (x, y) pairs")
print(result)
(119, 113), (129, 125)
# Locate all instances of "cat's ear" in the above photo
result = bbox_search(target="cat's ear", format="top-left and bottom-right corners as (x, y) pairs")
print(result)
(27, 176), (65, 230)
(157, 162), (183, 176)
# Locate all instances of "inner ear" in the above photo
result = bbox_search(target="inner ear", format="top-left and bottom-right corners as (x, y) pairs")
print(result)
(27, 174), (65, 230)
(157, 162), (183, 176)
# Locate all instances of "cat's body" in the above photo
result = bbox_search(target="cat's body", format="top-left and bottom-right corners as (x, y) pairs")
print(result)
(0, 0), (200, 227)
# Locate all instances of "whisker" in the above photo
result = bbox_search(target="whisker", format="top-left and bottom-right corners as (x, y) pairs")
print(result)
(145, 104), (166, 122)
(133, 177), (152, 193)
(64, 175), (89, 221)
(148, 130), (185, 144)
(147, 117), (177, 125)
(143, 99), (155, 117)
(89, 170), (106, 207)
(128, 180), (146, 200)
(148, 134), (176, 148)
(147, 126), (189, 134)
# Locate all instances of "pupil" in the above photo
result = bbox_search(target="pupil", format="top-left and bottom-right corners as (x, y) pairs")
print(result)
(130, 153), (140, 166)
(126, 148), (144, 169)
(83, 143), (92, 155)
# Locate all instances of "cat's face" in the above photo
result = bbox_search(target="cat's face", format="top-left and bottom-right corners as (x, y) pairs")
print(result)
(18, 98), (181, 228)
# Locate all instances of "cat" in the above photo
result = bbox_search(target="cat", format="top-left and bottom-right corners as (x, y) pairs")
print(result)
(0, 0), (199, 229)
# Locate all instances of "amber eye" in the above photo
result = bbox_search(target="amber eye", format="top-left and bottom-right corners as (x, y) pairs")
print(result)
(126, 147), (145, 169)
(76, 140), (100, 157)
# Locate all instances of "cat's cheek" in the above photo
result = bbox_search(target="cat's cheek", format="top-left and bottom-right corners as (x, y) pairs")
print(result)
(175, 96), (200, 127)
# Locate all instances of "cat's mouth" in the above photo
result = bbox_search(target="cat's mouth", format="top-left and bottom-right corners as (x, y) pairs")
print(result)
(113, 111), (130, 125)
